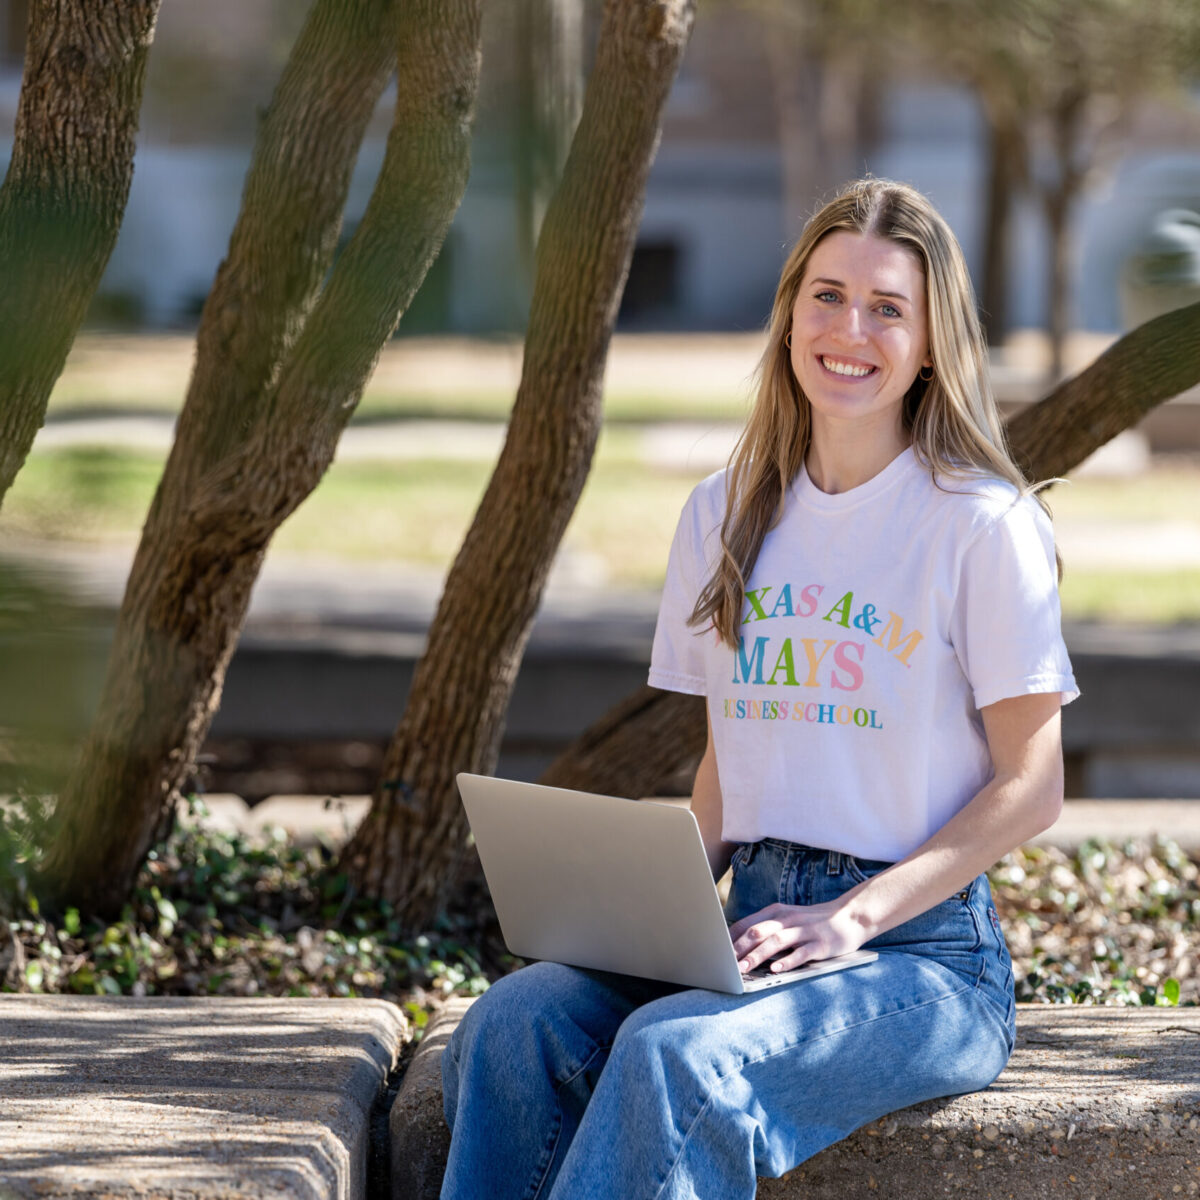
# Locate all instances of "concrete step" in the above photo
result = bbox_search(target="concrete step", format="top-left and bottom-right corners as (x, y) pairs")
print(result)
(392, 1002), (1200, 1200)
(0, 996), (407, 1200)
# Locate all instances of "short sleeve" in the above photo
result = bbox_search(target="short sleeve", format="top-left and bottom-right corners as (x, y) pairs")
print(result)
(648, 497), (710, 696)
(950, 498), (1079, 710)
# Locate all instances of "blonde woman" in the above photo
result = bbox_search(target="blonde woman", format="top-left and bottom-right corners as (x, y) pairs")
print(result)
(440, 179), (1077, 1200)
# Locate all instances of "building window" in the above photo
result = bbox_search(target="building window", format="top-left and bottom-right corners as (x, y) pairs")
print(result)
(619, 239), (681, 327)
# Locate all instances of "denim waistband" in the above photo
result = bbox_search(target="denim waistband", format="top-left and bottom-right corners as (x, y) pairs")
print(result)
(747, 839), (895, 876)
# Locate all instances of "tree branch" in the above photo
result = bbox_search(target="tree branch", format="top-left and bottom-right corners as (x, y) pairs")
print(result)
(1008, 301), (1200, 483)
(0, 0), (160, 504)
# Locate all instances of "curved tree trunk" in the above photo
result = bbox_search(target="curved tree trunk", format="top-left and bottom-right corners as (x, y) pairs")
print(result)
(539, 684), (707, 798)
(0, 0), (159, 505)
(543, 300), (1200, 801)
(40, 0), (484, 917)
(1005, 300), (1200, 482)
(339, 0), (697, 933)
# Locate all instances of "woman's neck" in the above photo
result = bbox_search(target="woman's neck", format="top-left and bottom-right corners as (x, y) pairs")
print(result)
(805, 417), (911, 495)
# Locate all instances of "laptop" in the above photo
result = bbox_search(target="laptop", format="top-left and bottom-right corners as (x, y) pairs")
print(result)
(456, 773), (877, 995)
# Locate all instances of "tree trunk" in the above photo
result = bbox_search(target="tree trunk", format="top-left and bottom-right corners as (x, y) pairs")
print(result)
(40, 0), (485, 918)
(0, 0), (160, 505)
(339, 0), (697, 933)
(1042, 184), (1072, 381)
(514, 0), (585, 290)
(543, 300), (1200, 800)
(1039, 88), (1088, 381)
(760, 18), (820, 240)
(815, 46), (863, 192)
(979, 116), (1024, 347)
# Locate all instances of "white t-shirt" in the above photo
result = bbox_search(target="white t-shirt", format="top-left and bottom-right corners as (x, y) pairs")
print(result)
(648, 446), (1079, 862)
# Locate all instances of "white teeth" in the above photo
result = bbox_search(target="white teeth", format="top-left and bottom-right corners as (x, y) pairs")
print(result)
(822, 357), (874, 377)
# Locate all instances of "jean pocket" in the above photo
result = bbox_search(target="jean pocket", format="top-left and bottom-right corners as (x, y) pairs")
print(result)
(842, 854), (894, 884)
(729, 842), (754, 872)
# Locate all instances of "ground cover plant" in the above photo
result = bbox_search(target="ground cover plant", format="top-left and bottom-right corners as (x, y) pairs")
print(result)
(1, 796), (1195, 1030)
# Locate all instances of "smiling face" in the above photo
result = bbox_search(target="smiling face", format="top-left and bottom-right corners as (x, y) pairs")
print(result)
(789, 230), (931, 442)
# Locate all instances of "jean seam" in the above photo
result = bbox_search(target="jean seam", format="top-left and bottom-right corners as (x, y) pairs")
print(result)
(647, 978), (977, 1200)
(964, 895), (987, 989)
(527, 1040), (615, 1200)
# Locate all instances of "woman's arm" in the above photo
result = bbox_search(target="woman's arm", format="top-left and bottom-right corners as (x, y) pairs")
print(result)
(729, 690), (1064, 973)
(691, 708), (737, 881)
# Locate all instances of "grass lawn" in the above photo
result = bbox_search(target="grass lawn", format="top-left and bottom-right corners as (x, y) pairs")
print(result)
(5, 442), (1200, 620)
(45, 334), (755, 425)
(1045, 468), (1200, 522)
(1059, 569), (1200, 623)
(0, 436), (701, 591)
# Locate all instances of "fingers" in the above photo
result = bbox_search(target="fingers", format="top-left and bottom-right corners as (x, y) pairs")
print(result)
(727, 907), (777, 942)
(758, 945), (819, 974)
(737, 932), (820, 973)
(731, 909), (814, 972)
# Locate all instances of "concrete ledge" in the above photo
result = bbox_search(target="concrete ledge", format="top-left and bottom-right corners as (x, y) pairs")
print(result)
(390, 999), (474, 1200)
(392, 1004), (1200, 1199)
(0, 996), (408, 1200)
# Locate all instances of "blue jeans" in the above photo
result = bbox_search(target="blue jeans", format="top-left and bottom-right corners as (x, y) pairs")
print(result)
(440, 839), (1016, 1200)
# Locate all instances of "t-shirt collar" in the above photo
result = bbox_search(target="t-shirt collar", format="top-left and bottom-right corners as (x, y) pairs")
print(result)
(792, 444), (919, 512)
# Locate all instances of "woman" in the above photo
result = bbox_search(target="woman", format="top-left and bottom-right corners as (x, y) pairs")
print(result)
(440, 178), (1078, 1200)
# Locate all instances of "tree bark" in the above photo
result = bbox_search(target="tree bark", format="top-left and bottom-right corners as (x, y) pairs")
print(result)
(0, 0), (159, 505)
(40, 0), (485, 917)
(539, 685), (707, 798)
(543, 300), (1200, 800)
(1006, 301), (1200, 483)
(339, 0), (697, 933)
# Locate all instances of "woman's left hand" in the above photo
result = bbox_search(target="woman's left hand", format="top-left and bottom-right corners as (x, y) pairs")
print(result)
(728, 898), (867, 974)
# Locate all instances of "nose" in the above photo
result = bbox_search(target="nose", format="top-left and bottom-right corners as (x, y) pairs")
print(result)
(833, 303), (868, 344)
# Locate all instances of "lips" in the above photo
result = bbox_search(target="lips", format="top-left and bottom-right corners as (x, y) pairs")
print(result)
(820, 355), (878, 378)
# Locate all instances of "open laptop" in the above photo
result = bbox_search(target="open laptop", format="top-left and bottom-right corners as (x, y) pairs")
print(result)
(456, 773), (877, 995)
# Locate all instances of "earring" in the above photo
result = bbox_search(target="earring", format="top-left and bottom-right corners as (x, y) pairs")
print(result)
(785, 331), (792, 348)
(919, 363), (934, 382)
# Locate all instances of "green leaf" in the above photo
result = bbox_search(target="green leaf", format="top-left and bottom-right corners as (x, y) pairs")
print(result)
(24, 961), (43, 991)
(1163, 978), (1181, 1006)
(63, 908), (80, 936)
(69, 964), (96, 993)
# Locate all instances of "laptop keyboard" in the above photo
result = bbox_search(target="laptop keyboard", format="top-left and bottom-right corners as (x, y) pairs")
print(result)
(741, 964), (791, 985)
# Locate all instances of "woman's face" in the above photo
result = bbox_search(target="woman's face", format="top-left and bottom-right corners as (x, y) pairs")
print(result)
(788, 230), (931, 436)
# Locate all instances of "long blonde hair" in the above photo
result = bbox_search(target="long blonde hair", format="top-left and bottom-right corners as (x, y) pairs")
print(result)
(691, 178), (1049, 647)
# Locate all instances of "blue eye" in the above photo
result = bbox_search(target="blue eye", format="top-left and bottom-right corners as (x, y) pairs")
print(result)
(815, 290), (838, 303)
(879, 303), (901, 318)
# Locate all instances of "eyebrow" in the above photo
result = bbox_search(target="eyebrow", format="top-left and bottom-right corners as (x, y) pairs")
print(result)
(811, 277), (911, 304)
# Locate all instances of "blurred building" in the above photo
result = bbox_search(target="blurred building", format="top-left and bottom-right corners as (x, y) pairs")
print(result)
(0, 0), (1198, 334)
